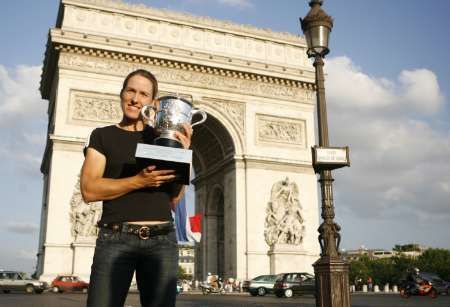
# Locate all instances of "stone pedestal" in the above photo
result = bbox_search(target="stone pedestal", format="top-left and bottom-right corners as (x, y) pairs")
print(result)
(313, 257), (350, 307)
(269, 244), (312, 274)
(71, 239), (96, 282)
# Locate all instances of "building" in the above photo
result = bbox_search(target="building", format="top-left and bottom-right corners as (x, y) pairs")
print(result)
(178, 245), (195, 278)
(342, 245), (427, 261)
(36, 0), (320, 282)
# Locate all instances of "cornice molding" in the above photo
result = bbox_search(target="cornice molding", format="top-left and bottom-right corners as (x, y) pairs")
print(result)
(62, 0), (306, 45)
(49, 28), (315, 82)
(55, 46), (315, 103)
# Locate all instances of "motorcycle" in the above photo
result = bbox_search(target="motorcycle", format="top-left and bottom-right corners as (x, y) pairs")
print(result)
(400, 280), (438, 298)
(200, 278), (225, 295)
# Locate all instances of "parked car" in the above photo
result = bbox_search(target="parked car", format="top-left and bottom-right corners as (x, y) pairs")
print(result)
(0, 270), (47, 294)
(248, 274), (278, 296)
(51, 275), (89, 293)
(274, 272), (316, 298)
(176, 282), (183, 295)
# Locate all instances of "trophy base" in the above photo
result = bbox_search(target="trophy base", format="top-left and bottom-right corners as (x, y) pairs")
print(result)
(135, 143), (192, 185)
(154, 137), (183, 148)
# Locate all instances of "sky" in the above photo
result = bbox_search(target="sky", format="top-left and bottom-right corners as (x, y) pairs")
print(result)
(0, 0), (449, 274)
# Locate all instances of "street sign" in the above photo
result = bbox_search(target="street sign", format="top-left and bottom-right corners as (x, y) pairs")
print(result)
(312, 146), (350, 173)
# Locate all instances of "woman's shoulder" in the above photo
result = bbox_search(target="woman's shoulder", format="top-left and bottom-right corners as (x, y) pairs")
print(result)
(92, 124), (119, 135)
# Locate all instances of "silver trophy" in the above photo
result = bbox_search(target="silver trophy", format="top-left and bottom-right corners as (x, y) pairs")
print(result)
(141, 95), (207, 148)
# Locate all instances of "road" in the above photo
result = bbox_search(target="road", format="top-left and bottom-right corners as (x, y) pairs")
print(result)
(0, 292), (449, 307)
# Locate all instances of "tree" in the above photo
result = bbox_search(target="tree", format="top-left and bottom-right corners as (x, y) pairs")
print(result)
(177, 266), (188, 280)
(417, 248), (450, 281)
(348, 256), (371, 288)
(393, 244), (421, 252)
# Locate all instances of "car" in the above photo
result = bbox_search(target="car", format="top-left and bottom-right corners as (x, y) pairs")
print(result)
(416, 272), (449, 295)
(176, 283), (183, 295)
(247, 274), (278, 296)
(51, 275), (89, 293)
(274, 272), (316, 298)
(0, 270), (48, 294)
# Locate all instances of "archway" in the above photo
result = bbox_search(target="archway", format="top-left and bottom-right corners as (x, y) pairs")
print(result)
(191, 112), (236, 280)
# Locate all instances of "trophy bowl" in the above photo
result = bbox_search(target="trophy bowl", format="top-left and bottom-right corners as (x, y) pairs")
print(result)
(141, 95), (207, 148)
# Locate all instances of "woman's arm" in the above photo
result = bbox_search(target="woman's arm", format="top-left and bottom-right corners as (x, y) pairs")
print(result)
(80, 147), (176, 203)
(169, 184), (186, 211)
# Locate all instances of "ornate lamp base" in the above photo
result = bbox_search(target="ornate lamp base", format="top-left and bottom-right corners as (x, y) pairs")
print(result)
(313, 257), (350, 307)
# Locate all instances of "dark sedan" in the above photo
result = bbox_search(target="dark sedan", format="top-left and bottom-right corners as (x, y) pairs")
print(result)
(419, 272), (449, 295)
(274, 272), (316, 298)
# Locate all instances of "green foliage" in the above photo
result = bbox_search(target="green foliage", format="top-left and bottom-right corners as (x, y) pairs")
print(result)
(348, 248), (450, 286)
(348, 256), (371, 285)
(177, 266), (189, 280)
(417, 249), (450, 281)
(393, 244), (421, 252)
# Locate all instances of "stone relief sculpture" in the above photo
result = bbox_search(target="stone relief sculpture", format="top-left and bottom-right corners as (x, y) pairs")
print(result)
(265, 177), (305, 246)
(257, 114), (306, 146)
(70, 175), (102, 239)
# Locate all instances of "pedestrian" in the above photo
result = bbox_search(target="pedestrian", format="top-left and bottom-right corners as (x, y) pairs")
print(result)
(367, 276), (373, 292)
(81, 69), (193, 307)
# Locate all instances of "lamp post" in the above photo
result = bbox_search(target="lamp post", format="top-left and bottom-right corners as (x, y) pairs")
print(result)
(300, 1), (350, 307)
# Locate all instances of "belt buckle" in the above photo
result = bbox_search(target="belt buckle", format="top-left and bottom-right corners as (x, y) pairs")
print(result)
(138, 226), (150, 240)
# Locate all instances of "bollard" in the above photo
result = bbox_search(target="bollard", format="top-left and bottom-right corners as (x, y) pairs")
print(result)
(362, 284), (368, 292)
(392, 285), (398, 293)
(350, 285), (355, 292)
(383, 284), (389, 292)
(374, 285), (380, 292)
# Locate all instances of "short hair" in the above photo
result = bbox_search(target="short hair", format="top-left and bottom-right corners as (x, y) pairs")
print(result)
(121, 69), (158, 99)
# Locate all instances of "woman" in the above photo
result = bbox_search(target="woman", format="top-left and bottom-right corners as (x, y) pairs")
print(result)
(81, 69), (192, 307)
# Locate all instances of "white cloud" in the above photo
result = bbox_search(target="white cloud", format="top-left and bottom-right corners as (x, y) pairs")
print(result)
(323, 56), (450, 239)
(325, 56), (445, 115)
(217, 0), (252, 9)
(183, 0), (252, 9)
(17, 249), (37, 260)
(0, 65), (47, 176)
(0, 65), (45, 119)
(3, 222), (39, 234)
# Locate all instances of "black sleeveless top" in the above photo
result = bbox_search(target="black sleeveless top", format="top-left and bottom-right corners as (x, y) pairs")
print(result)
(85, 125), (173, 224)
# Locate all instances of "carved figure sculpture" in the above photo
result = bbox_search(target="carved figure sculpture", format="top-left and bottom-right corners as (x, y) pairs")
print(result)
(264, 177), (305, 246)
(318, 222), (341, 257)
(70, 175), (102, 238)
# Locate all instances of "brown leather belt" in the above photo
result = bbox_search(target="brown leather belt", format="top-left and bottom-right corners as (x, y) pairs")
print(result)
(98, 222), (174, 240)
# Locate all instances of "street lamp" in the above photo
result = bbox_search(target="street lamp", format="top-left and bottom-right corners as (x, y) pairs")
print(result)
(300, 1), (351, 307)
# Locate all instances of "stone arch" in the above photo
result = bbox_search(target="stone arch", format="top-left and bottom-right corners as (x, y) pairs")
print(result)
(191, 111), (236, 176)
(37, 0), (321, 284)
(193, 98), (244, 156)
(205, 185), (225, 277)
(190, 110), (237, 280)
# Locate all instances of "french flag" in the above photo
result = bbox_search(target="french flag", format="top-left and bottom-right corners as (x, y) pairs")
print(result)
(174, 191), (202, 243)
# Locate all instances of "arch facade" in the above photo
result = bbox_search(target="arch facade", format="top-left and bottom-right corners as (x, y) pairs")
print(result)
(37, 0), (320, 282)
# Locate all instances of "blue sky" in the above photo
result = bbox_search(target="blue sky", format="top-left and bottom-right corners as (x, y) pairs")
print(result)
(0, 0), (449, 273)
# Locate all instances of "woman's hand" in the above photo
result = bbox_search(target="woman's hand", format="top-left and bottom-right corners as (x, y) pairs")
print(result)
(174, 123), (193, 149)
(136, 165), (176, 188)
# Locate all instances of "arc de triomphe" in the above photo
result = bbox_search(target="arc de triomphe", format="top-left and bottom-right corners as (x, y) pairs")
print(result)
(37, 0), (320, 282)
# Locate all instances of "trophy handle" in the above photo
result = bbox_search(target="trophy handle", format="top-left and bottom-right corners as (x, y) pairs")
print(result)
(190, 109), (207, 127)
(141, 105), (156, 127)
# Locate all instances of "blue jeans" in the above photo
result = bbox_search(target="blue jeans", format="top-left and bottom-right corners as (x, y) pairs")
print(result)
(86, 227), (178, 307)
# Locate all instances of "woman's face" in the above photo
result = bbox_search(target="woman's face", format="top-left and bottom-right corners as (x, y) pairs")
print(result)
(120, 75), (154, 121)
